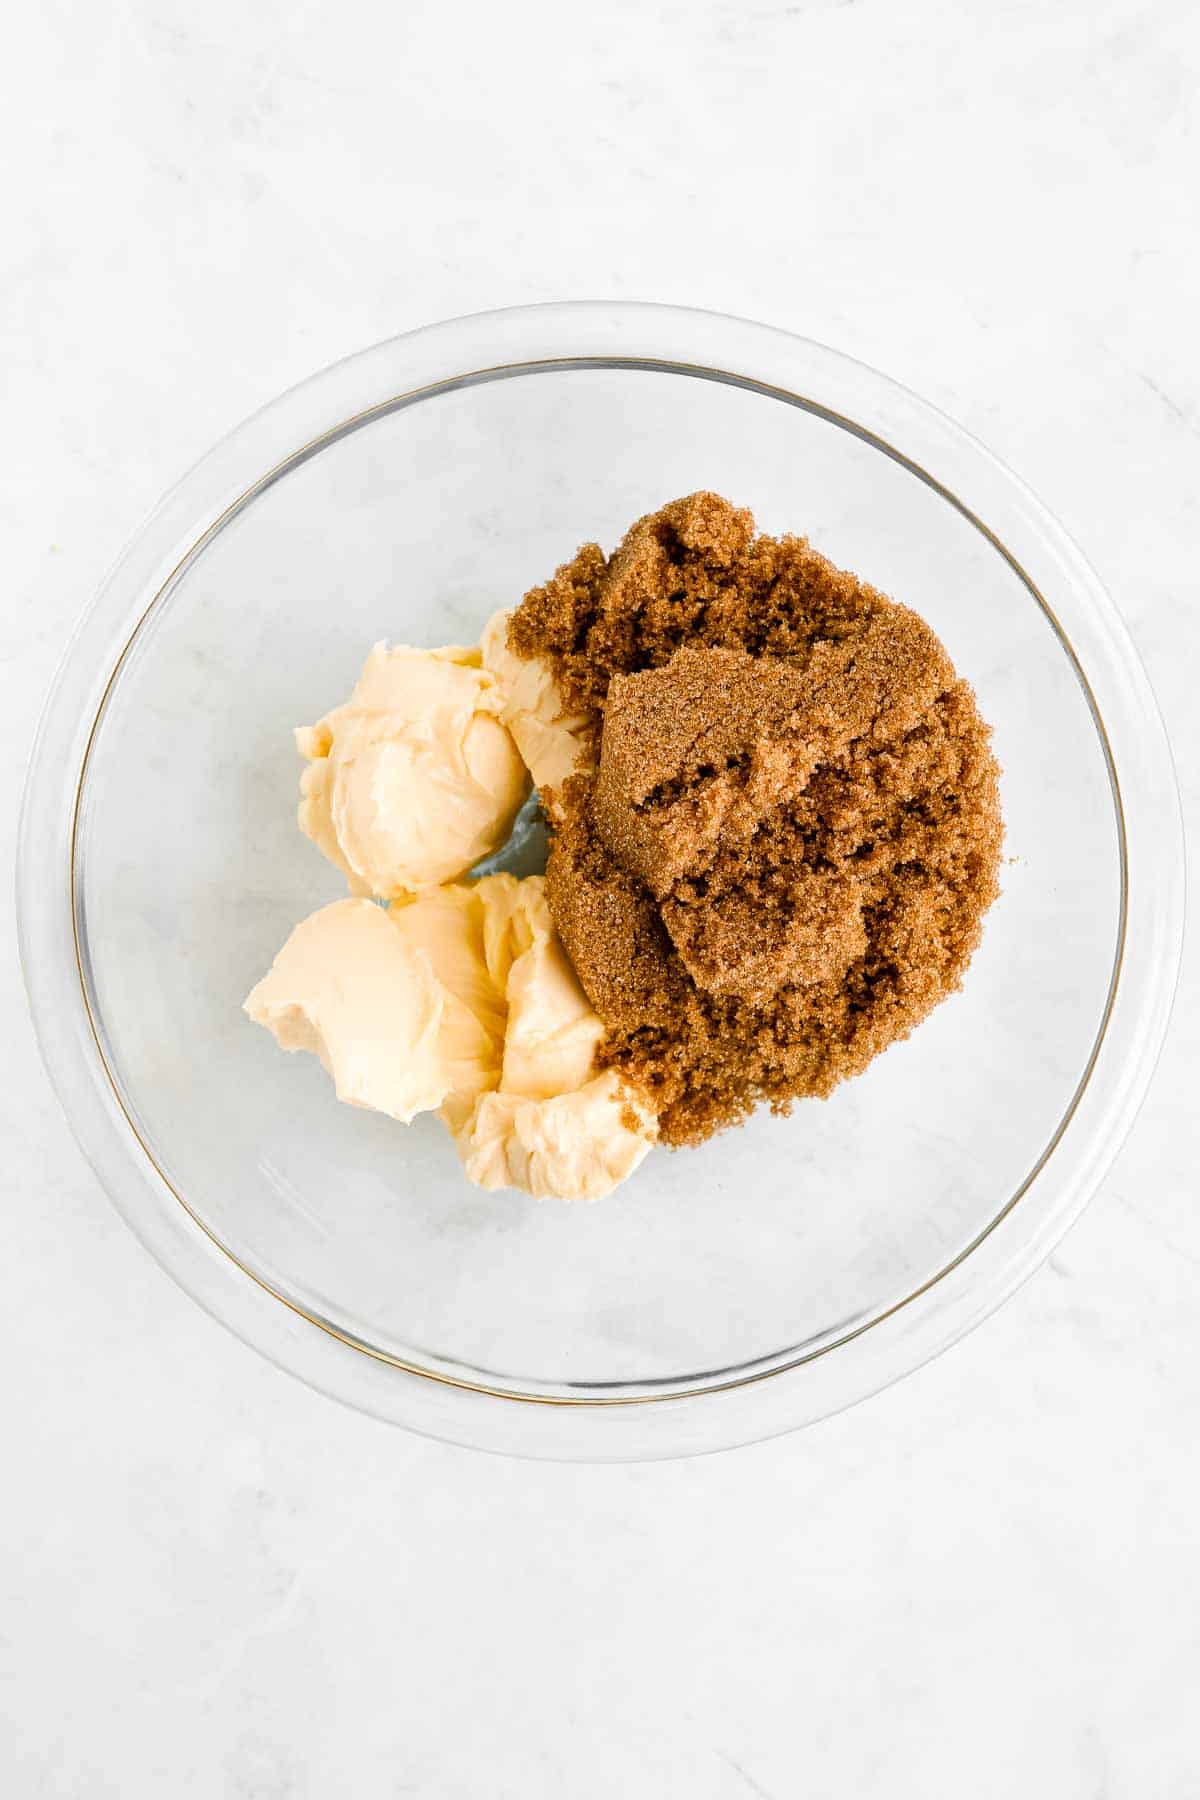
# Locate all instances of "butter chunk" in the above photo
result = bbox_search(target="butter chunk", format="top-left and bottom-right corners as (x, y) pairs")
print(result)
(445, 876), (655, 1200)
(388, 885), (505, 1133)
(297, 642), (529, 899)
(475, 873), (605, 1100)
(243, 898), (448, 1123)
(480, 609), (593, 810)
(457, 1071), (656, 1202)
(245, 869), (656, 1201)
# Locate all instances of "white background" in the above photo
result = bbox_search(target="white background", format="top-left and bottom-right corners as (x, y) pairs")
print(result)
(4, 2), (1198, 1794)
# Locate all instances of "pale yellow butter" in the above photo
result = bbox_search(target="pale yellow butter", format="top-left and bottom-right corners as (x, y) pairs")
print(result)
(480, 609), (594, 807)
(444, 876), (654, 1201)
(245, 876), (655, 1200)
(253, 619), (655, 1200)
(297, 642), (529, 898)
(474, 873), (605, 1100)
(388, 883), (505, 1134)
(243, 898), (448, 1123)
(457, 1073), (657, 1202)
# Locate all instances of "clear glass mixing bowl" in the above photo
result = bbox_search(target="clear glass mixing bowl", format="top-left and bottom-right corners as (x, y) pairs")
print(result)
(18, 304), (1184, 1459)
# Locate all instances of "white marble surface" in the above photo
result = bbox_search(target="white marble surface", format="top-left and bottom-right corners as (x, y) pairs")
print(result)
(3, 1), (1198, 1793)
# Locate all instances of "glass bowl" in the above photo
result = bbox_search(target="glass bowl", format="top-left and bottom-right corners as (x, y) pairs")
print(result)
(18, 303), (1184, 1460)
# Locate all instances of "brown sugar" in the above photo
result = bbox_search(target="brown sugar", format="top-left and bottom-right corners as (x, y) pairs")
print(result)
(513, 493), (1003, 1147)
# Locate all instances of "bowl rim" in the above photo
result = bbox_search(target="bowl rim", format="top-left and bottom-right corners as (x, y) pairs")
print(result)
(18, 301), (1186, 1459)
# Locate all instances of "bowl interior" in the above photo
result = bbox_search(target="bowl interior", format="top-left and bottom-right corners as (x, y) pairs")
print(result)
(74, 364), (1120, 1398)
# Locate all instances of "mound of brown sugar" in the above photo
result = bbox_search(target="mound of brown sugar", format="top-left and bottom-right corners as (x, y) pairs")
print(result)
(511, 493), (1003, 1146)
